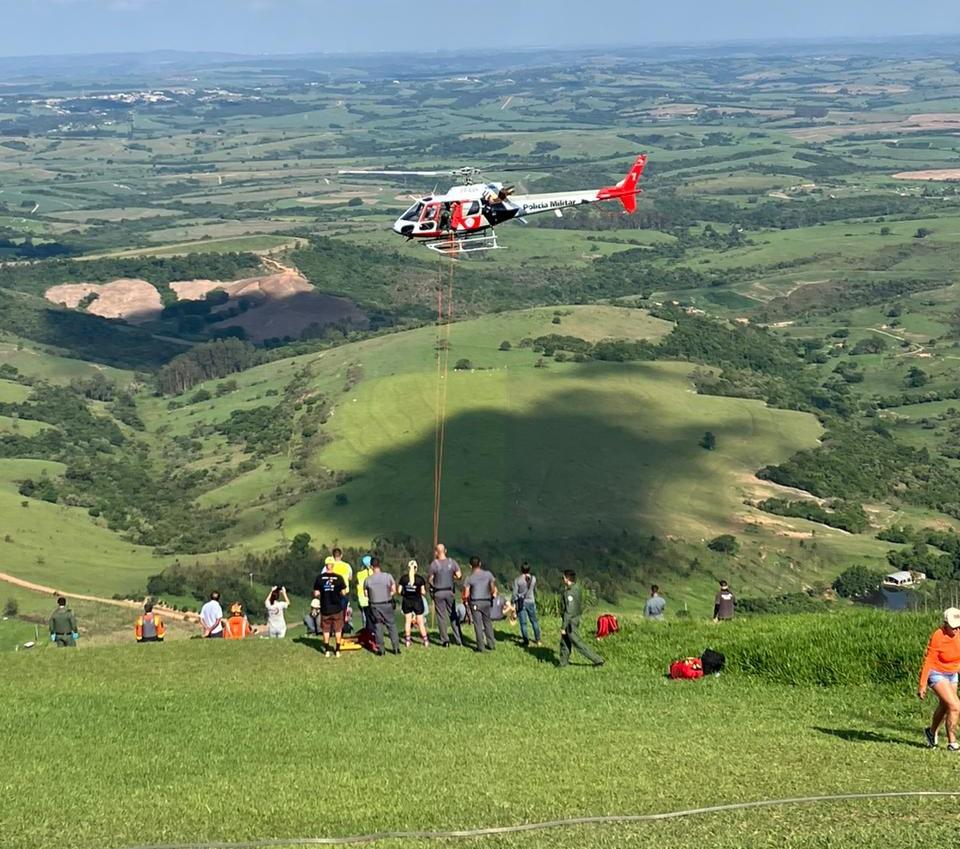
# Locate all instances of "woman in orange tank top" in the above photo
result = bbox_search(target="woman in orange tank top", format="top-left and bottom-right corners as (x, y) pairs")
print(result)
(919, 607), (960, 750)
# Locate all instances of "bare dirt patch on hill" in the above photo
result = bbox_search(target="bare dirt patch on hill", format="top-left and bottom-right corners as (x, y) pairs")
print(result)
(44, 278), (162, 323)
(171, 271), (367, 342)
(893, 169), (960, 182)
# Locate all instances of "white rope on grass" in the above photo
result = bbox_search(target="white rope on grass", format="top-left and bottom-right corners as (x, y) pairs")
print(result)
(123, 790), (960, 849)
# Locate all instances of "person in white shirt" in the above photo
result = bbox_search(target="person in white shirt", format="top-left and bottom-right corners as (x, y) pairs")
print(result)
(264, 586), (290, 638)
(199, 590), (224, 638)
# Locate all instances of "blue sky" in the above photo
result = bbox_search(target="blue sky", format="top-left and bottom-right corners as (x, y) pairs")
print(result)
(1, 0), (957, 57)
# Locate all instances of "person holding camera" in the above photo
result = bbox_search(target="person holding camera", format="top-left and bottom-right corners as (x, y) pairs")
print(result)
(264, 585), (290, 639)
(363, 556), (400, 656)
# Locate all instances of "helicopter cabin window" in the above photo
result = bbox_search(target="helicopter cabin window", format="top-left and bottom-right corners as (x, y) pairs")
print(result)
(401, 202), (424, 222)
(466, 201), (481, 215)
(420, 203), (440, 223)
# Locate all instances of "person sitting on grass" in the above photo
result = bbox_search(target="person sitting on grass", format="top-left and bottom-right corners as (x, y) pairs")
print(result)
(223, 602), (255, 639)
(135, 602), (166, 643)
(920, 607), (960, 750)
(303, 598), (323, 636)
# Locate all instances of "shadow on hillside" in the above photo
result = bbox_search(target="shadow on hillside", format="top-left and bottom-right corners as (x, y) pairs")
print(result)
(319, 383), (728, 546)
(812, 726), (927, 749)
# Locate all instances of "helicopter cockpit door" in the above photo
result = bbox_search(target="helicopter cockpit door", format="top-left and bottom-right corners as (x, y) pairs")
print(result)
(418, 202), (442, 234)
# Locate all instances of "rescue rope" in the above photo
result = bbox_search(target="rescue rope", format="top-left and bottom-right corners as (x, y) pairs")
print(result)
(432, 247), (455, 547)
(121, 791), (960, 849)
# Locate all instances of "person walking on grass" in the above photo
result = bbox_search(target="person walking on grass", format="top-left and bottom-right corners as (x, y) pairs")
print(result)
(513, 562), (541, 647)
(559, 570), (603, 668)
(135, 602), (165, 643)
(264, 586), (290, 639)
(713, 580), (735, 622)
(364, 557), (400, 656)
(399, 560), (429, 648)
(200, 591), (224, 638)
(644, 585), (666, 620)
(428, 543), (462, 647)
(464, 556), (497, 652)
(920, 607), (960, 750)
(317, 567), (348, 658)
(49, 596), (78, 648)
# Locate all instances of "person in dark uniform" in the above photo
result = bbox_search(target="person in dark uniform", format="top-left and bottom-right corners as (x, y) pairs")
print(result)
(398, 559), (429, 648)
(428, 543), (462, 647)
(463, 556), (497, 652)
(363, 557), (400, 656)
(49, 596), (78, 648)
(559, 570), (603, 668)
(713, 581), (736, 622)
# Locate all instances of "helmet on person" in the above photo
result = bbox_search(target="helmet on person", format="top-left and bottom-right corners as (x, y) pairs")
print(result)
(361, 555), (372, 568)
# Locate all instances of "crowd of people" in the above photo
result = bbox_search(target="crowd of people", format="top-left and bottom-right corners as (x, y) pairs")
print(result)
(46, 556), (741, 667)
(45, 565), (960, 749)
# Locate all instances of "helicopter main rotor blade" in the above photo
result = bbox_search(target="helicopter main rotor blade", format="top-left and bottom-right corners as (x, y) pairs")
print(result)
(338, 169), (456, 177)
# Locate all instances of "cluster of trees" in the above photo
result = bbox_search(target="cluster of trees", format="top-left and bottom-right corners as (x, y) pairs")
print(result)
(758, 497), (869, 534)
(155, 338), (266, 395)
(0, 289), (182, 369)
(0, 378), (234, 552)
(831, 565), (884, 599)
(217, 404), (293, 457)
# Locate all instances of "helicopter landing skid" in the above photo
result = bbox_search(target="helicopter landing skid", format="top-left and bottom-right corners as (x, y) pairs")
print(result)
(422, 230), (502, 257)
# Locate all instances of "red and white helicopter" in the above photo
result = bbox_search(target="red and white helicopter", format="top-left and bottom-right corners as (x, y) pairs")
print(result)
(339, 153), (647, 256)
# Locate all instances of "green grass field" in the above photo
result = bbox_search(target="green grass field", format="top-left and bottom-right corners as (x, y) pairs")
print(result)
(1, 610), (954, 849)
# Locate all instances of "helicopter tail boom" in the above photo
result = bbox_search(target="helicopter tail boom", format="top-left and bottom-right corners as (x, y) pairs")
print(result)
(596, 153), (647, 213)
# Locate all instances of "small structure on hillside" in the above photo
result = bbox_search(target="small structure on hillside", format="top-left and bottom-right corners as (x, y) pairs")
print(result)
(884, 570), (926, 589)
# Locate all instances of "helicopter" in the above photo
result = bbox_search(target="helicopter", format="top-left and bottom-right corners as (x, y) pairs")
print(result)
(338, 153), (647, 256)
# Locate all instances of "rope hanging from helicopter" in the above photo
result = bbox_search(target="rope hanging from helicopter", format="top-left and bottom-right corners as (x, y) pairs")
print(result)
(432, 243), (456, 546)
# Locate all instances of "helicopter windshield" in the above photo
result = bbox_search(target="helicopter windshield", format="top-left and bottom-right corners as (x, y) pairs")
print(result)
(400, 202), (424, 222)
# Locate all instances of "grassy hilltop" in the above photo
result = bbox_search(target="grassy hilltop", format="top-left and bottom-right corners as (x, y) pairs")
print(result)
(0, 610), (954, 849)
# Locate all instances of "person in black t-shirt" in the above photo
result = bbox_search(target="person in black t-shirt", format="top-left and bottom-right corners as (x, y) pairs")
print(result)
(317, 568), (347, 657)
(398, 559), (429, 648)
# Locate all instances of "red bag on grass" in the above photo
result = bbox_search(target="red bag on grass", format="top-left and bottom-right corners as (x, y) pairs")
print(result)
(669, 657), (704, 680)
(596, 613), (619, 639)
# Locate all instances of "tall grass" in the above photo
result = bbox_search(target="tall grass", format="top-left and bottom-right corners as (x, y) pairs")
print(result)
(604, 610), (933, 687)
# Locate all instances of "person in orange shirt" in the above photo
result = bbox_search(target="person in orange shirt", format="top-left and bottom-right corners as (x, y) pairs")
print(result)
(223, 602), (255, 640)
(919, 607), (960, 750)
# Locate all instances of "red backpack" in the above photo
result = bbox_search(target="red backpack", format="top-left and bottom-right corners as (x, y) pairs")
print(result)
(669, 657), (704, 680)
(596, 613), (620, 639)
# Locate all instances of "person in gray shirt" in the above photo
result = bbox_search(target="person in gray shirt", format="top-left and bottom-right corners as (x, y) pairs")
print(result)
(464, 556), (497, 652)
(428, 543), (462, 647)
(644, 585), (666, 620)
(363, 557), (400, 655)
(512, 562), (542, 646)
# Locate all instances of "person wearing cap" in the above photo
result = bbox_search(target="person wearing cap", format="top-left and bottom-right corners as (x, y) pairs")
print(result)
(463, 556), (497, 652)
(363, 557), (400, 655)
(713, 580), (735, 622)
(223, 602), (255, 639)
(48, 596), (78, 647)
(303, 598), (323, 636)
(356, 554), (375, 633)
(398, 559), (429, 648)
(428, 543), (462, 647)
(920, 607), (960, 750)
(135, 602), (166, 643)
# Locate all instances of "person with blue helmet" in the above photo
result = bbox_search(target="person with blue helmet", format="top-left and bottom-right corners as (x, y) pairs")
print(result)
(356, 553), (375, 633)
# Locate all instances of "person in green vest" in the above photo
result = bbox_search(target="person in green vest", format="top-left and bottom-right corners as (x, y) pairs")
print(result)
(49, 596), (78, 648)
(355, 554), (374, 633)
(559, 571), (603, 668)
